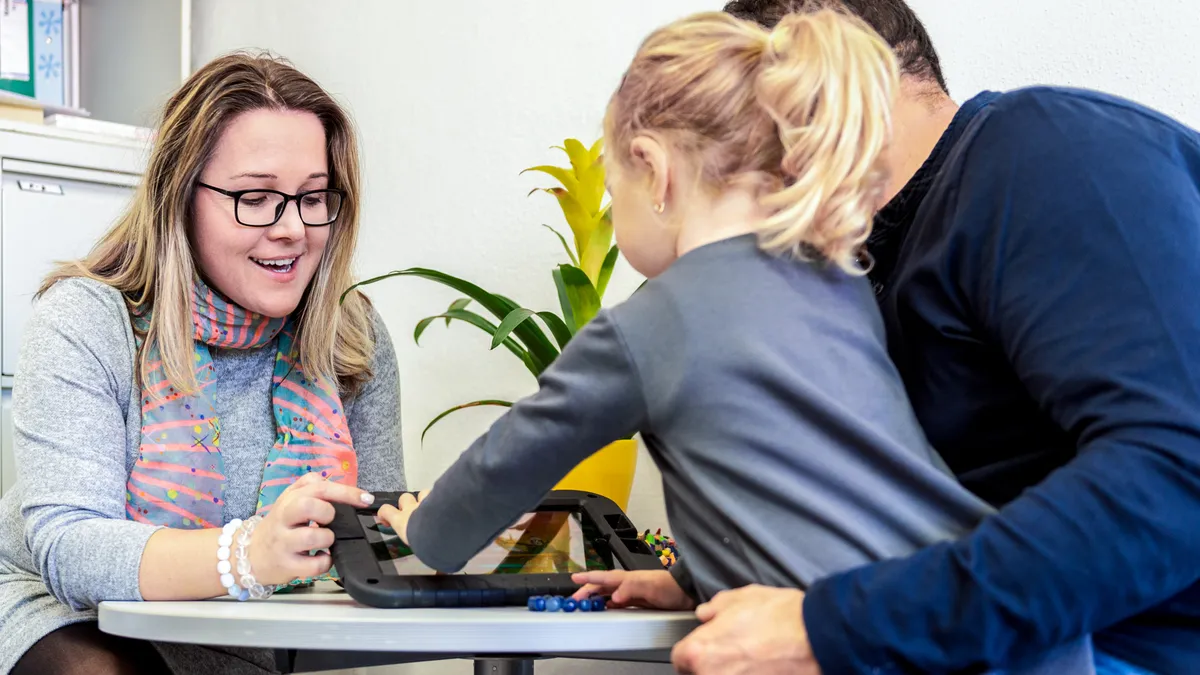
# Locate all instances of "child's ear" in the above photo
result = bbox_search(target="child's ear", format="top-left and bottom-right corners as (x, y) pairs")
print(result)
(629, 135), (671, 208)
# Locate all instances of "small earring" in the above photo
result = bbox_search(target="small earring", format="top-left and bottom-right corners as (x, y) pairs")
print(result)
(653, 202), (665, 214)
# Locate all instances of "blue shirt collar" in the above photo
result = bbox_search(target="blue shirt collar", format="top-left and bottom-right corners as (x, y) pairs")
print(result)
(866, 90), (1002, 293)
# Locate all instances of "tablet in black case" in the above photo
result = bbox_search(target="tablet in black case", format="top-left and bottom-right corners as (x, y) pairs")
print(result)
(330, 490), (664, 608)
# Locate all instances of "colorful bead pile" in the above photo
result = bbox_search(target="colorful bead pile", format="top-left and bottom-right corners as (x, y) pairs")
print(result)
(643, 528), (679, 569)
(527, 595), (607, 612)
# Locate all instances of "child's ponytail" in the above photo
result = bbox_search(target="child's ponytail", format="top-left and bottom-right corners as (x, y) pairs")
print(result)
(753, 10), (899, 273)
(605, 8), (899, 274)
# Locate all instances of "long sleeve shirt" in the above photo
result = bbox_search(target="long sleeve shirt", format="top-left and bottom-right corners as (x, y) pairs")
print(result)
(409, 236), (993, 603)
(804, 86), (1200, 674)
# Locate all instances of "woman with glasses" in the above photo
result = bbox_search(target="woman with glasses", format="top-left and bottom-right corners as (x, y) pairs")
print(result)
(0, 52), (404, 675)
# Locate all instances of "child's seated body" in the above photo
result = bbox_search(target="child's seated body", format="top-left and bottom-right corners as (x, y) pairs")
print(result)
(383, 9), (1094, 674)
(409, 232), (997, 594)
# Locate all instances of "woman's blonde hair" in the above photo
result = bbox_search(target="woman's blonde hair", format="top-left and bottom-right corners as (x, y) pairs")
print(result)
(604, 7), (899, 274)
(39, 51), (375, 396)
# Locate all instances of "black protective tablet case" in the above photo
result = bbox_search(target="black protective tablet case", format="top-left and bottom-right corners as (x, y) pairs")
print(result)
(330, 489), (663, 608)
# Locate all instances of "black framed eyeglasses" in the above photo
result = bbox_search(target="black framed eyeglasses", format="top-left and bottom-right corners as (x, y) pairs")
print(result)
(197, 182), (346, 227)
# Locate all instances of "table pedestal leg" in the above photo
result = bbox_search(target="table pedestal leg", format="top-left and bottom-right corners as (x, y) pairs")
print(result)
(474, 657), (535, 675)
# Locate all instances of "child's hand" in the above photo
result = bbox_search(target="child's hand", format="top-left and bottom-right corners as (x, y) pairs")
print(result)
(570, 570), (696, 610)
(375, 490), (430, 545)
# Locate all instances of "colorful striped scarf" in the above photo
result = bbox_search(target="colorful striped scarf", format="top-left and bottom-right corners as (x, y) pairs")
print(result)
(125, 280), (357, 530)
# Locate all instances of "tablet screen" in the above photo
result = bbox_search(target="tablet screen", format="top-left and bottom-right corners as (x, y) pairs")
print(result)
(360, 508), (619, 576)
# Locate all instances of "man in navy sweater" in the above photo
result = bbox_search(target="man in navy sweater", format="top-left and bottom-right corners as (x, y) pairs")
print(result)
(669, 1), (1200, 674)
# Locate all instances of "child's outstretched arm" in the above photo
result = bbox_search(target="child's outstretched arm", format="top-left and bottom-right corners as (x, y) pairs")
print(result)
(399, 309), (649, 573)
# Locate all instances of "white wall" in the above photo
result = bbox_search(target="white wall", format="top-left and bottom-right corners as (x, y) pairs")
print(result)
(190, 2), (1199, 673)
(908, 0), (1200, 126)
(191, 0), (713, 560)
(192, 3), (711, 674)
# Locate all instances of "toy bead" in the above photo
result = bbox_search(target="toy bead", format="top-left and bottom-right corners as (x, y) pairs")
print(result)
(563, 598), (577, 612)
(579, 598), (592, 611)
(592, 597), (606, 611)
(546, 596), (562, 612)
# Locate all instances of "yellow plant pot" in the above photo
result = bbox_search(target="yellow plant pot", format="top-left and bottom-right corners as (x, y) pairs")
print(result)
(553, 438), (638, 511)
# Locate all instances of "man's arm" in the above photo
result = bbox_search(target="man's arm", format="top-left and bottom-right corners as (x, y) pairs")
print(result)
(805, 93), (1200, 672)
(406, 309), (649, 573)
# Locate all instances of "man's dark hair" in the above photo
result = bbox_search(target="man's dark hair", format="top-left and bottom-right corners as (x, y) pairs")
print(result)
(723, 0), (948, 94)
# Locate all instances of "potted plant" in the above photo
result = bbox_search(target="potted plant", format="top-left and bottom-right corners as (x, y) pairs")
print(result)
(345, 138), (639, 509)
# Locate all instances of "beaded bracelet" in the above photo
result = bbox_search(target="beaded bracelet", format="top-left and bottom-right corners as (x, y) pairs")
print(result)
(217, 516), (276, 601)
(217, 518), (242, 599)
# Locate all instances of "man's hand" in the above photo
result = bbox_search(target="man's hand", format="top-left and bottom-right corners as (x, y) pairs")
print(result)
(670, 585), (821, 675)
(374, 490), (430, 544)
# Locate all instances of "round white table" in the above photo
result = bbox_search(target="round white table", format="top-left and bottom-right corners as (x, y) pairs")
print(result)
(98, 582), (700, 674)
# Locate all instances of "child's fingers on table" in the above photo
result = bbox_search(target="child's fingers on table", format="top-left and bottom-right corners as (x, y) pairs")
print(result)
(397, 492), (419, 510)
(571, 583), (609, 601)
(613, 575), (668, 605)
(611, 584), (640, 605)
(572, 570), (622, 585)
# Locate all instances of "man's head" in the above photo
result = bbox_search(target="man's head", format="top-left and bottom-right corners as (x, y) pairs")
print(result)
(723, 0), (947, 95)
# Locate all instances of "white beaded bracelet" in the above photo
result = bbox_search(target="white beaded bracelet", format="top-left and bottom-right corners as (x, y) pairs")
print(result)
(217, 516), (276, 601)
(217, 518), (245, 600)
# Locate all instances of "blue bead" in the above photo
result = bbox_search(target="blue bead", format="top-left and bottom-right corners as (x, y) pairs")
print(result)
(527, 597), (538, 611)
(563, 598), (577, 612)
(546, 596), (562, 612)
(579, 598), (592, 612)
(534, 597), (546, 611)
(592, 597), (606, 611)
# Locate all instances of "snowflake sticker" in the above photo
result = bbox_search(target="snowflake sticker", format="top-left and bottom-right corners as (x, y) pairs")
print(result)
(38, 9), (61, 38)
(37, 53), (60, 80)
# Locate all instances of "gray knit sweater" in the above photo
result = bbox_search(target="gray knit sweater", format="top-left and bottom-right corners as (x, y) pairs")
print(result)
(0, 277), (405, 674)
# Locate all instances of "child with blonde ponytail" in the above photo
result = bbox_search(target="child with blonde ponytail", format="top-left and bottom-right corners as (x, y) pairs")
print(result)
(382, 11), (1094, 672)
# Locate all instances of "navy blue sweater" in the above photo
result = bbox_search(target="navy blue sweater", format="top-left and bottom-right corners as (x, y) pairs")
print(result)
(804, 87), (1200, 674)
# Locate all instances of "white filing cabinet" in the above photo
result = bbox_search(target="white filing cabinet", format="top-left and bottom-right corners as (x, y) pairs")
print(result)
(0, 122), (147, 497)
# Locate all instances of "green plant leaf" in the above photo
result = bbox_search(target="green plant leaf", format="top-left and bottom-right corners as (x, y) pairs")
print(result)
(579, 207), (614, 284)
(492, 308), (539, 351)
(414, 308), (539, 376)
(489, 297), (558, 368)
(422, 399), (513, 443)
(596, 244), (620, 298)
(344, 268), (558, 373)
(414, 316), (437, 344)
(520, 165), (580, 195)
(536, 311), (573, 349)
(542, 224), (579, 266)
(552, 267), (577, 335)
(555, 264), (602, 331)
(446, 298), (471, 326)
